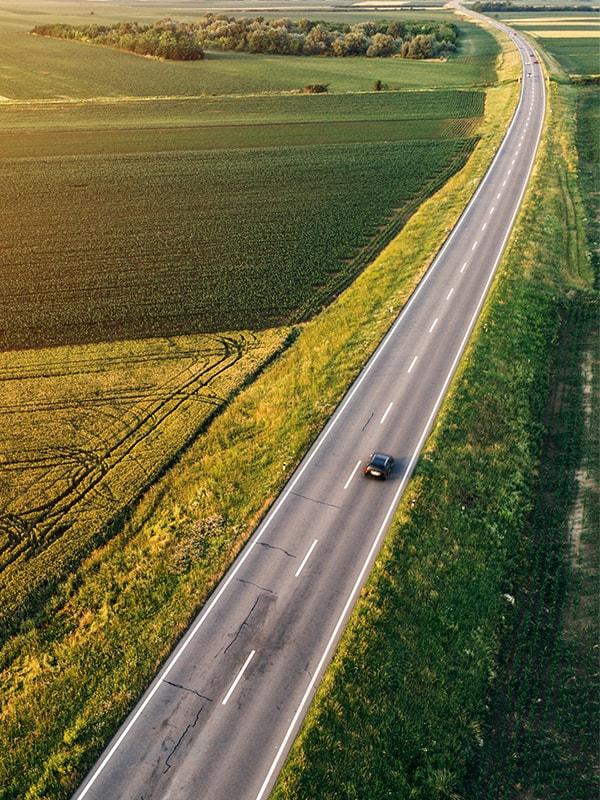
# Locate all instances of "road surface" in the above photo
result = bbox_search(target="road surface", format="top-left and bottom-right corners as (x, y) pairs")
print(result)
(73, 11), (546, 800)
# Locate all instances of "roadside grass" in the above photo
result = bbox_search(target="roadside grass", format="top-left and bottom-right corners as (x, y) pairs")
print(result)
(576, 86), (599, 287)
(0, 26), (519, 800)
(462, 49), (599, 800)
(272, 75), (597, 800)
(463, 299), (599, 800)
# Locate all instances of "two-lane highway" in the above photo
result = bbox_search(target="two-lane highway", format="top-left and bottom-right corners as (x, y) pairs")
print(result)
(73, 11), (546, 800)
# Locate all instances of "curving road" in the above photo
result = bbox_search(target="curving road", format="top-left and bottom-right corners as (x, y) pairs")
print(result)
(73, 11), (545, 800)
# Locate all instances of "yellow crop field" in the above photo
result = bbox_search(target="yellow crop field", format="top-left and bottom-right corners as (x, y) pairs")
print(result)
(0, 327), (290, 633)
(530, 29), (600, 38)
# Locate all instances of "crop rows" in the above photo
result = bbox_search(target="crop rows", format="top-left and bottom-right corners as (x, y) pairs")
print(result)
(0, 89), (485, 131)
(0, 328), (289, 637)
(0, 137), (477, 350)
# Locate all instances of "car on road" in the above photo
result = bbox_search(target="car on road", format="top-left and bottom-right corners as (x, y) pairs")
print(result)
(364, 452), (394, 480)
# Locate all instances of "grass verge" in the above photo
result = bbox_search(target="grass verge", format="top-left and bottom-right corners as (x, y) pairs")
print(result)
(0, 28), (519, 800)
(272, 80), (596, 800)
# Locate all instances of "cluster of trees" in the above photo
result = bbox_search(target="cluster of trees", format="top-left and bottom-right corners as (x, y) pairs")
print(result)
(31, 19), (205, 60)
(32, 16), (459, 60)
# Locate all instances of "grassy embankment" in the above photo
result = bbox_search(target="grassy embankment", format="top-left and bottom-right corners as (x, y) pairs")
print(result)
(0, 24), (519, 800)
(463, 35), (599, 799)
(274, 38), (598, 800)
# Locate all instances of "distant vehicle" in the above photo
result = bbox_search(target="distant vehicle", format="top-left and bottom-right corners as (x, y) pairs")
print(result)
(364, 453), (394, 480)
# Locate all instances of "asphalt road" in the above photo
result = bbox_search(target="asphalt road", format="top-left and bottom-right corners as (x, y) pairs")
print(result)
(73, 13), (546, 800)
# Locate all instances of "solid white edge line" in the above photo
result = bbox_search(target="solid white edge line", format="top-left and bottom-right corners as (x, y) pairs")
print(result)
(343, 460), (362, 490)
(253, 30), (545, 800)
(428, 317), (439, 333)
(222, 650), (256, 706)
(407, 355), (418, 374)
(295, 539), (319, 578)
(74, 24), (538, 799)
(380, 401), (394, 425)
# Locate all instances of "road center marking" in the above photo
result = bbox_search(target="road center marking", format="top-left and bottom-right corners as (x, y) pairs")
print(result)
(407, 355), (418, 373)
(497, 192), (502, 199)
(343, 460), (362, 490)
(489, 206), (495, 215)
(472, 240), (478, 251)
(295, 539), (318, 578)
(222, 650), (255, 705)
(428, 317), (439, 333)
(446, 287), (455, 301)
(380, 401), (394, 425)
(460, 262), (467, 273)
(481, 222), (487, 231)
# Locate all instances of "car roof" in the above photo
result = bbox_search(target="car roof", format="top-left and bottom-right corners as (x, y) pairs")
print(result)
(370, 452), (392, 463)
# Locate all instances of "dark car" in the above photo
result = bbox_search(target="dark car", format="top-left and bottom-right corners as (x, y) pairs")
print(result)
(364, 452), (394, 480)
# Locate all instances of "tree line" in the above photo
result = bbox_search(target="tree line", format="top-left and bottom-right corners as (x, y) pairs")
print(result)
(31, 16), (459, 61)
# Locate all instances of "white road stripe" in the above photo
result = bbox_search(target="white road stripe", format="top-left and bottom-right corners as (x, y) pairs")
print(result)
(295, 539), (318, 578)
(407, 355), (418, 373)
(428, 317), (439, 333)
(481, 222), (487, 231)
(472, 240), (478, 251)
(380, 401), (394, 425)
(460, 262), (467, 273)
(222, 650), (255, 706)
(343, 460), (362, 490)
(497, 192), (502, 199)
(489, 206), (495, 215)
(446, 287), (455, 301)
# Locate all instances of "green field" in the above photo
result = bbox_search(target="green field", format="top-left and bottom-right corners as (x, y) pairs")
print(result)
(497, 11), (599, 73)
(536, 36), (599, 72)
(1, 138), (476, 349)
(0, 5), (499, 98)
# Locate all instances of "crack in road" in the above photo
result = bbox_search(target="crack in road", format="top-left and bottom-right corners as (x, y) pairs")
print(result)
(162, 679), (212, 702)
(290, 492), (341, 509)
(362, 411), (374, 431)
(163, 704), (204, 774)
(238, 578), (274, 593)
(223, 595), (261, 655)
(259, 542), (296, 558)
